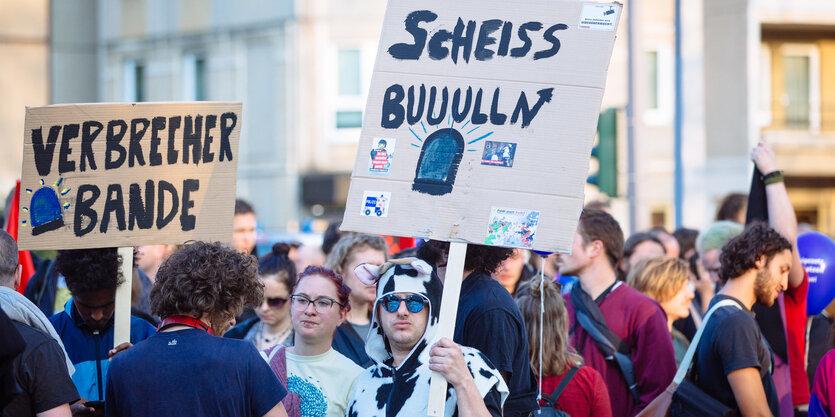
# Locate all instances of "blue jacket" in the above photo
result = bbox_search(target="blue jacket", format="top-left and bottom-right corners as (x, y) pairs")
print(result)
(49, 299), (155, 401)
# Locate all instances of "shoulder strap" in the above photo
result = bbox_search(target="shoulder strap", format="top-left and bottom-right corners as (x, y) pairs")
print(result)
(542, 366), (581, 405)
(673, 299), (742, 384)
(570, 286), (640, 404)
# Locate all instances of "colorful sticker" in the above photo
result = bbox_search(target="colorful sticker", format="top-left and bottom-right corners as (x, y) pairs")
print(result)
(481, 141), (517, 168)
(368, 138), (396, 175)
(361, 191), (391, 217)
(485, 207), (540, 249)
(579, 3), (619, 31)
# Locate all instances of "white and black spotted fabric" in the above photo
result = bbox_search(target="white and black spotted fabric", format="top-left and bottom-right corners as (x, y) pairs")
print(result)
(345, 258), (508, 417)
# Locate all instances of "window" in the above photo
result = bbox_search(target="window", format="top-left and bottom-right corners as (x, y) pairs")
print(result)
(781, 44), (820, 131)
(336, 111), (363, 129)
(124, 60), (145, 102)
(646, 51), (659, 110)
(183, 54), (208, 101)
(338, 49), (361, 95)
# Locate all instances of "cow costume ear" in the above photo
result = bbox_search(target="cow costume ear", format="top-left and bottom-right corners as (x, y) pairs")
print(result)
(354, 263), (382, 285)
(410, 259), (433, 276)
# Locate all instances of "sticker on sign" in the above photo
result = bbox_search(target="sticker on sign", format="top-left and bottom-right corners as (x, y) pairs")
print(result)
(579, 3), (620, 31)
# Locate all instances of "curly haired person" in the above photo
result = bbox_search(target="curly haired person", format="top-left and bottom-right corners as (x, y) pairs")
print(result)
(104, 242), (289, 417)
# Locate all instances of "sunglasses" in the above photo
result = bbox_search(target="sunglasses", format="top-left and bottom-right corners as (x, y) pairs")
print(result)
(263, 297), (288, 309)
(379, 294), (428, 314)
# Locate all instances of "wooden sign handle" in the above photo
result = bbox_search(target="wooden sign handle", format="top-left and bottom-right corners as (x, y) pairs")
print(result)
(427, 242), (468, 417)
(113, 247), (133, 347)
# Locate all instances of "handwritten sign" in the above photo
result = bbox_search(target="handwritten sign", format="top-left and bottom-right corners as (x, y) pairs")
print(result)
(341, 0), (622, 253)
(17, 102), (242, 250)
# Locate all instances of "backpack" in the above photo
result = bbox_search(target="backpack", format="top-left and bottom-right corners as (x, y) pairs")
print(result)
(570, 283), (641, 404)
(535, 366), (581, 417)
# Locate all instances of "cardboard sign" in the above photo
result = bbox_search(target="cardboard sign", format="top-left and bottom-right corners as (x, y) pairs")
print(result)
(17, 102), (242, 250)
(341, 0), (622, 253)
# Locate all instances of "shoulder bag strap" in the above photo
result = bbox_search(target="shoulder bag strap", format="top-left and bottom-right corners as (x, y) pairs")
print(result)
(673, 299), (742, 384)
(542, 366), (581, 405)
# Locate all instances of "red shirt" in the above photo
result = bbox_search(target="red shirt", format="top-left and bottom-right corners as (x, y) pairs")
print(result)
(565, 283), (677, 417)
(785, 267), (810, 405)
(538, 366), (612, 417)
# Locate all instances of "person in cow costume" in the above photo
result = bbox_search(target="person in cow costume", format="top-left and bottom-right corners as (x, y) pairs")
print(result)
(346, 258), (508, 417)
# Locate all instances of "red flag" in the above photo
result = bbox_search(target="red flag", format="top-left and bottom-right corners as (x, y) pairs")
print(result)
(5, 180), (36, 294)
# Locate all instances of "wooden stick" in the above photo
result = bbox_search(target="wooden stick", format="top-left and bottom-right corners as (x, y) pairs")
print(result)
(113, 247), (133, 347)
(427, 242), (468, 417)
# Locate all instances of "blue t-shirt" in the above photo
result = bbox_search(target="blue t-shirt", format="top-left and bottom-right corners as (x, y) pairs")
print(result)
(454, 272), (537, 417)
(105, 328), (286, 417)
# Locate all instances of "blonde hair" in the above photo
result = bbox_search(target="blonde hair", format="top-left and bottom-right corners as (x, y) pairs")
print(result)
(627, 256), (689, 303)
(325, 234), (388, 275)
(516, 277), (583, 377)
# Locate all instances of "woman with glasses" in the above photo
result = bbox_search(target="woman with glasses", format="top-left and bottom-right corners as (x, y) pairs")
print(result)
(263, 266), (364, 417)
(225, 243), (296, 350)
(325, 234), (388, 367)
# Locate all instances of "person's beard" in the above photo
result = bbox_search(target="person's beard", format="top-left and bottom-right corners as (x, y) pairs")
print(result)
(754, 268), (778, 307)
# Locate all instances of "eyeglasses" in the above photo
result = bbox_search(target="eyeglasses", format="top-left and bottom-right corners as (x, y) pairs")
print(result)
(263, 297), (288, 309)
(379, 294), (428, 314)
(289, 294), (343, 312)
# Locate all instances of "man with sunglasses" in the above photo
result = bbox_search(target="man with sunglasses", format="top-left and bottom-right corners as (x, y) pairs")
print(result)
(347, 258), (508, 417)
(47, 248), (155, 416)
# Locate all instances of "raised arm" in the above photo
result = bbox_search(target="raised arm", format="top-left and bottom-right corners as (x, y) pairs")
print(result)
(750, 139), (804, 289)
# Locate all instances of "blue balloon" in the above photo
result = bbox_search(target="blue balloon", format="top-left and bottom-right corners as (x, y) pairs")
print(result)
(798, 232), (835, 315)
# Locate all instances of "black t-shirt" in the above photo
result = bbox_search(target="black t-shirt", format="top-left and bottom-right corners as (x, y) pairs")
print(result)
(3, 322), (79, 417)
(693, 295), (779, 416)
(454, 272), (537, 417)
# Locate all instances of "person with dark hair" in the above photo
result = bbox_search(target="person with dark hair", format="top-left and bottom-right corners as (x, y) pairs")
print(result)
(225, 243), (297, 350)
(325, 235), (387, 367)
(516, 277), (611, 417)
(716, 192), (748, 224)
(692, 222), (792, 417)
(558, 209), (675, 417)
(47, 248), (154, 416)
(347, 259), (508, 417)
(492, 249), (536, 297)
(672, 227), (699, 261)
(321, 221), (348, 256)
(262, 266), (364, 417)
(1, 231), (79, 417)
(234, 198), (258, 256)
(104, 241), (288, 417)
(417, 240), (537, 417)
(617, 232), (666, 281)
(809, 320), (835, 417)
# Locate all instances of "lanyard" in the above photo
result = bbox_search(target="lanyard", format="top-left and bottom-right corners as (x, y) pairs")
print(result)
(157, 315), (215, 336)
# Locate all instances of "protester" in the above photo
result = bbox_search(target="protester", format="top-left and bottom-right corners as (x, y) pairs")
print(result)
(558, 209), (676, 417)
(0, 308), (24, 413)
(716, 192), (748, 224)
(672, 227), (698, 261)
(24, 256), (70, 317)
(809, 325), (835, 417)
(104, 241), (288, 417)
(418, 240), (538, 417)
(491, 249), (535, 296)
(234, 199), (259, 256)
(617, 232), (665, 281)
(1, 231), (78, 417)
(694, 220), (744, 314)
(808, 300), (835, 388)
(134, 245), (169, 283)
(262, 266), (364, 417)
(692, 222), (792, 416)
(324, 234), (387, 367)
(293, 244), (326, 274)
(649, 228), (681, 258)
(47, 248), (155, 416)
(516, 277), (611, 417)
(321, 221), (348, 256)
(347, 258), (508, 416)
(226, 244), (297, 350)
(626, 257), (694, 365)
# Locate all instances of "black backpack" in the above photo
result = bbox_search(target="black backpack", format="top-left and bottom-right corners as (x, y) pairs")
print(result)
(534, 366), (581, 417)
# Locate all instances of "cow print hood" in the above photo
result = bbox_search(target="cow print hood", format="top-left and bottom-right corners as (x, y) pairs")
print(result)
(346, 258), (508, 417)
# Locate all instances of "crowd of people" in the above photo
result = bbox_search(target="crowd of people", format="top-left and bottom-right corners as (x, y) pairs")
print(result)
(1, 139), (834, 417)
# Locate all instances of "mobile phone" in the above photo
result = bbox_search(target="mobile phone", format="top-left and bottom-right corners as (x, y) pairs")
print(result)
(84, 400), (104, 409)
